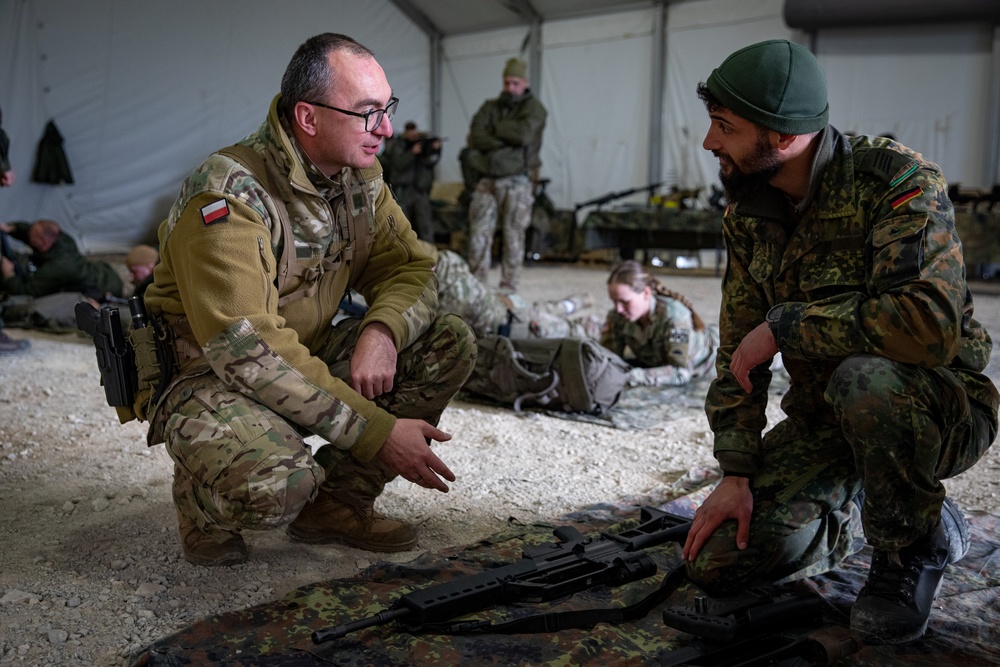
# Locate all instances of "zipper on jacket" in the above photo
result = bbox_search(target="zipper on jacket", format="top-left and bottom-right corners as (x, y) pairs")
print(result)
(257, 236), (273, 304)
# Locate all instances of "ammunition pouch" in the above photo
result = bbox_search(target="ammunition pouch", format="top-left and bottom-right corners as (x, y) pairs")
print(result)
(128, 312), (177, 422)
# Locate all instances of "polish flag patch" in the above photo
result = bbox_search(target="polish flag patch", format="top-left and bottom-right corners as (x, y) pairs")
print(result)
(200, 199), (230, 225)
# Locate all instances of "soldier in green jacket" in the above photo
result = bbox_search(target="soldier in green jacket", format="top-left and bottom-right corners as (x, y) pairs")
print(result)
(143, 34), (476, 567)
(462, 57), (547, 292)
(381, 121), (439, 242)
(682, 40), (998, 645)
(1, 219), (123, 300)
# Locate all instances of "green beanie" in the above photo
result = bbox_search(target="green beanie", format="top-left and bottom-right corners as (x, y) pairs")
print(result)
(706, 39), (828, 134)
(503, 57), (528, 80)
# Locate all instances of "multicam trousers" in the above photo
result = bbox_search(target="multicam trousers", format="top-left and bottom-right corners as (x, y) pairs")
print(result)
(688, 353), (996, 594)
(466, 174), (534, 291)
(163, 313), (476, 535)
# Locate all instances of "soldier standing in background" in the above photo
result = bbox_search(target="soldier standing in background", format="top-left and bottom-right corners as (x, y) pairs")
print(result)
(381, 121), (440, 243)
(142, 33), (476, 567)
(462, 57), (547, 292)
(682, 39), (998, 645)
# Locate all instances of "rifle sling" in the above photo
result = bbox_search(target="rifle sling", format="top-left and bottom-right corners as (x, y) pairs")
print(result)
(420, 563), (688, 635)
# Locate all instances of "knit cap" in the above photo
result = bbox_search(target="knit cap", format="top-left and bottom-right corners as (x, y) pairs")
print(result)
(126, 244), (158, 267)
(503, 57), (528, 80)
(706, 39), (828, 134)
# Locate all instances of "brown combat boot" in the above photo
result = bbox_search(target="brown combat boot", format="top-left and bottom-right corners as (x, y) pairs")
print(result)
(286, 490), (417, 552)
(177, 513), (247, 567)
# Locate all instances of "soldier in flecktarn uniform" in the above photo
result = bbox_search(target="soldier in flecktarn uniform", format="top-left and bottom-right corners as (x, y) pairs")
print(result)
(680, 39), (998, 645)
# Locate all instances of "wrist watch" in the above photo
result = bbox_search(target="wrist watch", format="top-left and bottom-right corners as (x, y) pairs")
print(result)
(766, 304), (785, 327)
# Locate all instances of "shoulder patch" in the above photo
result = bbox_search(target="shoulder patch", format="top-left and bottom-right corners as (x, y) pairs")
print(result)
(890, 186), (922, 210)
(856, 147), (919, 187)
(200, 199), (230, 225)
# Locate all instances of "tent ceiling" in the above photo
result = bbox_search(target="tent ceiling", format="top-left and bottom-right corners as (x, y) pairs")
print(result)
(392, 0), (656, 36)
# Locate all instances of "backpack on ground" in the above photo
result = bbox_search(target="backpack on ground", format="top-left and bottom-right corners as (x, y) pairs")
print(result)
(463, 336), (631, 414)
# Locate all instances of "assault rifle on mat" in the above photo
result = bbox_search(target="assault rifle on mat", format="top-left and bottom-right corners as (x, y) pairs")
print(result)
(313, 505), (692, 643)
(661, 587), (862, 666)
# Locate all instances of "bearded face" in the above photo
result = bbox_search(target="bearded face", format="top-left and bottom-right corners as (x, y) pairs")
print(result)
(716, 126), (782, 205)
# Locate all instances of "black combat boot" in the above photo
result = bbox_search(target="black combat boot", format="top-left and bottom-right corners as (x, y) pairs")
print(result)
(0, 329), (30, 354)
(850, 497), (969, 644)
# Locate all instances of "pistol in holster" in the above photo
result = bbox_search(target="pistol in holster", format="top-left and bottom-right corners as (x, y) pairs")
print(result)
(75, 296), (177, 423)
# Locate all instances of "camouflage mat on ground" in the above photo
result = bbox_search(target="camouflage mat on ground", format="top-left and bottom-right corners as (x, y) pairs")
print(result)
(132, 471), (1000, 666)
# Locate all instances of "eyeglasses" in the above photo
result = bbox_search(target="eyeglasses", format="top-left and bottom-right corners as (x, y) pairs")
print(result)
(306, 96), (398, 132)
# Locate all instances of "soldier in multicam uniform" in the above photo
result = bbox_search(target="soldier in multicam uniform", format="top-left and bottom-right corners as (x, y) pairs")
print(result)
(143, 33), (476, 567)
(415, 239), (593, 339)
(600, 260), (719, 387)
(681, 40), (998, 645)
(463, 57), (547, 292)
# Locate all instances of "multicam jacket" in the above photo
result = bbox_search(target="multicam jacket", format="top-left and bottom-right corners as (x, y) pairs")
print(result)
(707, 126), (1000, 475)
(600, 294), (719, 387)
(144, 95), (437, 461)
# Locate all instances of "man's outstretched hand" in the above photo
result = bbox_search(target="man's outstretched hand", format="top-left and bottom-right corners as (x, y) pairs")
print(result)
(377, 418), (456, 493)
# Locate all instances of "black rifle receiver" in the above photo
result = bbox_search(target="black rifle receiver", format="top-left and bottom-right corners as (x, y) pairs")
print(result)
(661, 588), (862, 666)
(313, 506), (691, 643)
(75, 302), (137, 407)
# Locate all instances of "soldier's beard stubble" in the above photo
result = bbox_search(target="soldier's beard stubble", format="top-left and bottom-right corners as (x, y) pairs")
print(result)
(716, 128), (782, 205)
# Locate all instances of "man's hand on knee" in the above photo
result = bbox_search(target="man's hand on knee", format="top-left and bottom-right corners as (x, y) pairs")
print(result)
(377, 418), (456, 493)
(683, 475), (753, 561)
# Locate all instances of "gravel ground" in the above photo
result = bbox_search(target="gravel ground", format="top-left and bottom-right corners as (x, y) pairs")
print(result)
(1, 262), (999, 666)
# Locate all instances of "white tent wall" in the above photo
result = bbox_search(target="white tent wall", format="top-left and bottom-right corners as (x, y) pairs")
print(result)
(816, 23), (994, 190)
(0, 0), (431, 253)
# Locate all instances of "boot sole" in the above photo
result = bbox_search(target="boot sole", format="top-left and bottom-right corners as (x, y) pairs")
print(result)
(181, 548), (248, 567)
(286, 526), (417, 552)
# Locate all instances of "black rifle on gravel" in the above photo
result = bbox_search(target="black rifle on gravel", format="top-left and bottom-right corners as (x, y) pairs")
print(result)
(312, 506), (692, 643)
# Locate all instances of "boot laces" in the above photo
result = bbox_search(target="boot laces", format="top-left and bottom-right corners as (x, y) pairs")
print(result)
(860, 548), (923, 606)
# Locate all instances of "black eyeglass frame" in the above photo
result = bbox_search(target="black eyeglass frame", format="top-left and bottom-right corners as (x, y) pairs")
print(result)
(305, 96), (399, 132)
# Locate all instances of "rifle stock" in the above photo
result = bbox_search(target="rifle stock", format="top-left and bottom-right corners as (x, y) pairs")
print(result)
(312, 506), (691, 644)
(661, 587), (862, 666)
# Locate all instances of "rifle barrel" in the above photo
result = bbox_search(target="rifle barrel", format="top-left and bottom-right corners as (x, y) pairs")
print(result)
(312, 607), (409, 644)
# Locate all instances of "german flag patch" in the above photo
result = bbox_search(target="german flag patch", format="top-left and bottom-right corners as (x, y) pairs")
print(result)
(890, 186), (921, 210)
(200, 199), (230, 225)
